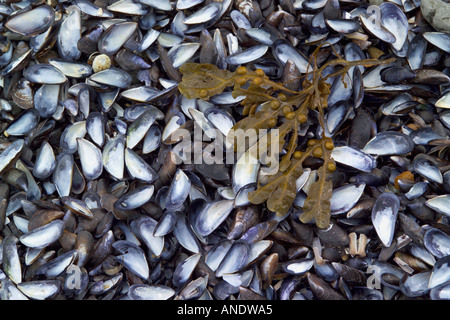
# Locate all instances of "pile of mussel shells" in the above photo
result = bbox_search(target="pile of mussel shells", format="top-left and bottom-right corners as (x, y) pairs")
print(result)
(0, 0), (450, 300)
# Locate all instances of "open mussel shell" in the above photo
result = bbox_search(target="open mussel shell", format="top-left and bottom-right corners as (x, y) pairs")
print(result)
(423, 32), (450, 54)
(412, 155), (443, 184)
(400, 271), (431, 297)
(0, 140), (24, 174)
(360, 13), (395, 45)
(272, 39), (309, 73)
(194, 199), (234, 237)
(2, 236), (22, 284)
(168, 43), (201, 69)
(113, 240), (149, 280)
(77, 138), (103, 181)
(124, 148), (158, 183)
(326, 18), (360, 34)
(60, 121), (87, 154)
(17, 280), (61, 300)
(126, 110), (157, 149)
(114, 185), (154, 211)
(5, 5), (55, 37)
(75, 0), (114, 17)
(24, 64), (67, 85)
(330, 183), (365, 215)
(4, 110), (40, 137)
(34, 85), (60, 118)
(183, 2), (221, 25)
(371, 192), (400, 247)
(142, 125), (162, 154)
(128, 284), (175, 300)
(99, 22), (138, 56)
(154, 211), (177, 237)
(363, 131), (414, 156)
(430, 284), (450, 300)
(173, 215), (201, 254)
(89, 67), (132, 88)
(425, 195), (450, 217)
(130, 215), (164, 257)
(165, 169), (191, 210)
(226, 45), (268, 65)
(331, 146), (377, 172)
(61, 196), (93, 219)
(48, 59), (93, 79)
(19, 220), (65, 249)
(32, 141), (56, 180)
(428, 256), (450, 289)
(102, 135), (125, 180)
(172, 253), (201, 288)
(424, 228), (450, 259)
(106, 0), (149, 15)
(379, 2), (408, 52)
(86, 112), (106, 147)
(57, 5), (81, 62)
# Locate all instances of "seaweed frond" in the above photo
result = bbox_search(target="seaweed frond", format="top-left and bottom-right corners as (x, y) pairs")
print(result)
(179, 46), (395, 228)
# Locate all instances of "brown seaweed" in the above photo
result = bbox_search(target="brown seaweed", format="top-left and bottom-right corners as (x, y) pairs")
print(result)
(179, 45), (395, 228)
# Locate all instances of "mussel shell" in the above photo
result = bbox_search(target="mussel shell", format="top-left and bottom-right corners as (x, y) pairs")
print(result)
(172, 253), (201, 288)
(12, 79), (34, 109)
(194, 200), (234, 237)
(5, 5), (55, 36)
(226, 45), (268, 65)
(48, 59), (93, 78)
(98, 22), (138, 56)
(89, 67), (132, 88)
(216, 240), (250, 277)
(2, 236), (22, 284)
(371, 192), (400, 247)
(107, 0), (149, 15)
(86, 112), (106, 147)
(32, 141), (56, 180)
(331, 146), (377, 172)
(125, 148), (158, 183)
(57, 5), (81, 61)
(24, 64), (67, 84)
(423, 32), (450, 54)
(130, 215), (164, 257)
(0, 140), (24, 174)
(424, 228), (450, 258)
(272, 39), (309, 73)
(4, 110), (40, 137)
(165, 169), (191, 210)
(60, 121), (87, 154)
(363, 131), (414, 156)
(429, 256), (450, 289)
(113, 240), (149, 280)
(19, 220), (65, 249)
(128, 284), (175, 300)
(103, 135), (125, 180)
(183, 2), (221, 25)
(34, 84), (60, 118)
(379, 2), (408, 51)
(126, 109), (157, 150)
(17, 280), (61, 300)
(77, 138), (103, 181)
(75, 0), (114, 17)
(52, 154), (74, 197)
(115, 185), (154, 211)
